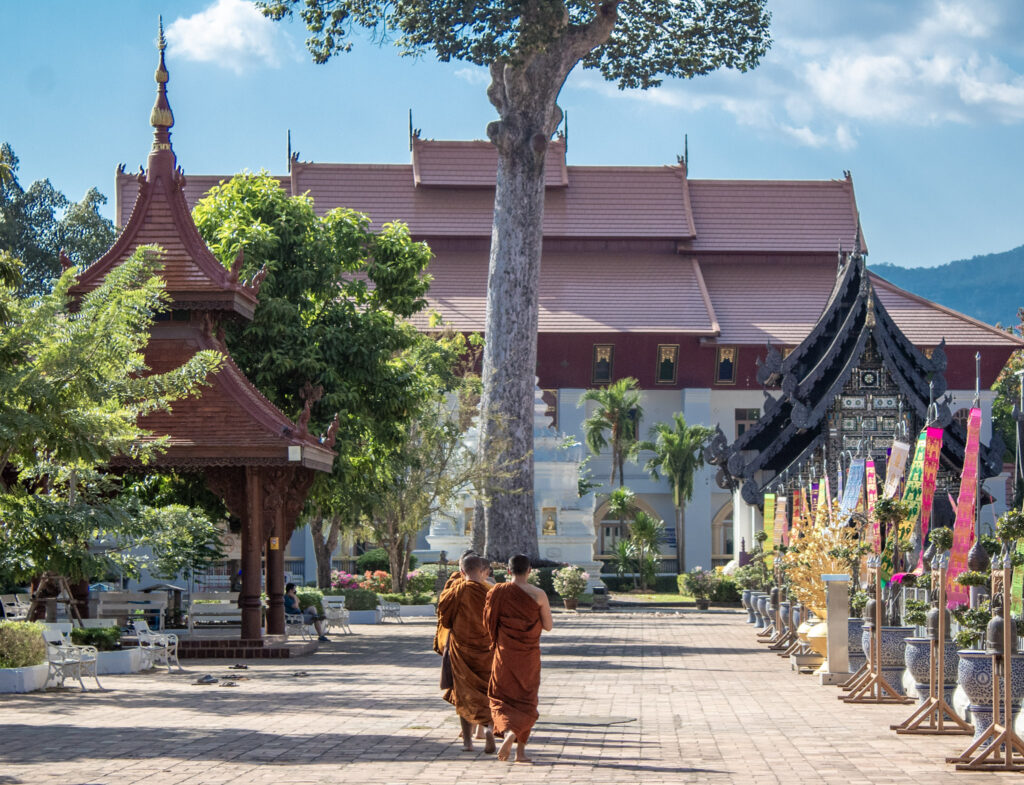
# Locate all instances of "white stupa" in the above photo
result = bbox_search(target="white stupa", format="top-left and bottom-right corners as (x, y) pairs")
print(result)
(426, 384), (602, 587)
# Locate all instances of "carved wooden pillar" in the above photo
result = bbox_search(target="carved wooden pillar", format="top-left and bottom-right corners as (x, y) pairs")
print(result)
(265, 504), (286, 635)
(241, 466), (265, 639)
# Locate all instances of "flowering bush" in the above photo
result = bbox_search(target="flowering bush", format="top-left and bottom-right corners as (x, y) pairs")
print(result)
(679, 567), (718, 601)
(406, 570), (435, 594)
(551, 565), (589, 599)
(359, 570), (391, 592)
(0, 621), (46, 669)
(330, 571), (361, 590)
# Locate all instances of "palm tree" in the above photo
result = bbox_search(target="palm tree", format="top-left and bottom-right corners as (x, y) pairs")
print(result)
(579, 377), (643, 486)
(629, 511), (666, 590)
(640, 413), (714, 573)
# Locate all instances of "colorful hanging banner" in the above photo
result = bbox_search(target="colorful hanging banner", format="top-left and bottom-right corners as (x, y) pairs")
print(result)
(839, 459), (866, 520)
(810, 482), (819, 513)
(896, 430), (929, 549)
(884, 440), (911, 499)
(823, 475), (834, 525)
(763, 494), (776, 568)
(837, 467), (844, 504)
(913, 427), (943, 573)
(775, 496), (789, 548)
(866, 459), (879, 552)
(1013, 539), (1024, 617)
(946, 408), (981, 608)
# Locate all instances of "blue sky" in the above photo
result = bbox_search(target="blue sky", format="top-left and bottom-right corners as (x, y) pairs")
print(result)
(2, 0), (1024, 268)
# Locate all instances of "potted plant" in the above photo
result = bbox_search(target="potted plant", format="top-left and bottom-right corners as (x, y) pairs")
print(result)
(679, 567), (717, 611)
(0, 621), (48, 693)
(552, 565), (589, 611)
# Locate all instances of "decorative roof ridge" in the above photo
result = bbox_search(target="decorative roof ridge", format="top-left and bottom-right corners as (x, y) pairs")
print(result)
(790, 324), (870, 430)
(690, 258), (719, 336)
(789, 287), (867, 401)
(687, 177), (854, 186)
(843, 171), (869, 255)
(868, 271), (1024, 347)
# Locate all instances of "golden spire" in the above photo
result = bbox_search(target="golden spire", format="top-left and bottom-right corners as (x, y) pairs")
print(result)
(150, 17), (174, 151)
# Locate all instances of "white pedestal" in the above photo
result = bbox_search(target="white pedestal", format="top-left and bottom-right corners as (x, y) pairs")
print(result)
(818, 573), (850, 685)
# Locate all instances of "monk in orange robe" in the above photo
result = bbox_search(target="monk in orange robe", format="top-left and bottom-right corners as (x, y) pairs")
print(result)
(433, 550), (475, 656)
(484, 554), (553, 764)
(437, 555), (496, 753)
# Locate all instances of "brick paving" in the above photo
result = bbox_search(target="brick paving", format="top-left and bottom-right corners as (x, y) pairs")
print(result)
(2, 610), (1023, 784)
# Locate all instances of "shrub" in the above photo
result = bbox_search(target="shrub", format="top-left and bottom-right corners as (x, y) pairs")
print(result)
(679, 568), (718, 601)
(710, 574), (741, 603)
(0, 621), (46, 668)
(355, 548), (417, 573)
(330, 570), (361, 590)
(379, 592), (433, 605)
(342, 588), (378, 611)
(930, 527), (954, 552)
(525, 567), (554, 594)
(70, 626), (121, 651)
(296, 587), (324, 615)
(406, 570), (436, 594)
(903, 599), (928, 627)
(954, 570), (990, 587)
(359, 570), (391, 593)
(551, 565), (589, 599)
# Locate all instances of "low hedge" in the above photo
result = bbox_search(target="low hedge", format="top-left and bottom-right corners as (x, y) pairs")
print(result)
(379, 592), (434, 606)
(0, 621), (46, 668)
(70, 626), (121, 651)
(602, 575), (679, 593)
(355, 548), (418, 573)
(339, 588), (378, 611)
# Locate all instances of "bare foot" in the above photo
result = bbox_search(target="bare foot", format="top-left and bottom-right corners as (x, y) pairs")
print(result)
(496, 732), (516, 761)
(514, 754), (534, 764)
(484, 730), (496, 755)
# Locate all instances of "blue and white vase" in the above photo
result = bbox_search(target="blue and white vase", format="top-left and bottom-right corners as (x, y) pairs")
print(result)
(742, 590), (755, 623)
(847, 618), (865, 674)
(904, 638), (959, 704)
(861, 625), (915, 696)
(957, 650), (1024, 744)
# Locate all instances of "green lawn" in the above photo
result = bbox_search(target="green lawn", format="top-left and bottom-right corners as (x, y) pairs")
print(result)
(609, 591), (694, 603)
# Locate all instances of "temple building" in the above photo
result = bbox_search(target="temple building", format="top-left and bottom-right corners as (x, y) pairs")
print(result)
(113, 134), (1024, 577)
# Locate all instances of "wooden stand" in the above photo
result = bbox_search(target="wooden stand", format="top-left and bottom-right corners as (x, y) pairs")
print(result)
(841, 561), (912, 704)
(890, 563), (971, 734)
(948, 565), (1024, 770)
(26, 574), (84, 625)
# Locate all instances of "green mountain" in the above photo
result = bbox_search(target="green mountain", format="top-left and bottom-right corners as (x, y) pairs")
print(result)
(870, 244), (1024, 328)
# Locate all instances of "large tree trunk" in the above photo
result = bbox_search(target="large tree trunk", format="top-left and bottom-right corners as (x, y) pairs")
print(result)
(478, 10), (618, 563)
(309, 512), (341, 589)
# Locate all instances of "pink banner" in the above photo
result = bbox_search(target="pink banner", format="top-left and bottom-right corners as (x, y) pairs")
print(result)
(914, 427), (944, 573)
(947, 408), (981, 608)
(866, 460), (879, 553)
(774, 496), (789, 548)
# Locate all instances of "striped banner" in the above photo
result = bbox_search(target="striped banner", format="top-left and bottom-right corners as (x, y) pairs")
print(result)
(914, 427), (944, 573)
(884, 439), (911, 499)
(947, 408), (981, 608)
(775, 496), (789, 547)
(840, 459), (866, 520)
(763, 494), (776, 568)
(866, 459), (879, 552)
(897, 431), (929, 550)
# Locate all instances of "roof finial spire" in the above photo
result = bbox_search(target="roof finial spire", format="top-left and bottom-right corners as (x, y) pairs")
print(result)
(149, 16), (175, 167)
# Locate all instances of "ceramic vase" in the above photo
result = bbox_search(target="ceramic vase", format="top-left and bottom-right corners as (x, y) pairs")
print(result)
(847, 618), (865, 674)
(904, 638), (959, 704)
(861, 625), (915, 696)
(742, 590), (755, 623)
(957, 650), (1024, 744)
(779, 601), (791, 636)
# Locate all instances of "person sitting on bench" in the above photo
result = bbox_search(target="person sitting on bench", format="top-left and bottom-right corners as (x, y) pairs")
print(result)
(284, 583), (329, 642)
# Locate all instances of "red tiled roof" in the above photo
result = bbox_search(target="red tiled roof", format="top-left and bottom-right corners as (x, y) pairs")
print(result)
(83, 167), (259, 318)
(699, 261), (1022, 347)
(411, 138), (568, 187)
(870, 273), (1024, 348)
(289, 162), (692, 239)
(142, 330), (334, 471)
(116, 172), (291, 227)
(686, 179), (864, 254)
(411, 252), (717, 334)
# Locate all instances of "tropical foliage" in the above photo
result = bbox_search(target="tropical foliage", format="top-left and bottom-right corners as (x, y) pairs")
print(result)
(580, 377), (643, 486)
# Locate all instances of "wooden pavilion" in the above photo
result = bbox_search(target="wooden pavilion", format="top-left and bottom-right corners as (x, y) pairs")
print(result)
(73, 29), (335, 644)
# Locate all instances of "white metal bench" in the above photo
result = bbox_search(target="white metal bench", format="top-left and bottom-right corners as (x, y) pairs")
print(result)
(42, 627), (102, 691)
(377, 598), (403, 624)
(92, 591), (168, 630)
(1, 594), (27, 621)
(285, 613), (317, 641)
(322, 596), (352, 635)
(187, 592), (241, 632)
(132, 620), (182, 672)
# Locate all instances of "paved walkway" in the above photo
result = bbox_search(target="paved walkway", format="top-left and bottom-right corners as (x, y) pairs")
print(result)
(1, 610), (1021, 784)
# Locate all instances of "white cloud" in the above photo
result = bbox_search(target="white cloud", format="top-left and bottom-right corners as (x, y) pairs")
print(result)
(454, 67), (490, 86)
(570, 0), (1024, 150)
(166, 0), (291, 75)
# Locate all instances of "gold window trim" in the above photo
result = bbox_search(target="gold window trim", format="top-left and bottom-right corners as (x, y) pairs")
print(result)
(655, 344), (680, 385)
(715, 346), (737, 385)
(592, 344), (614, 385)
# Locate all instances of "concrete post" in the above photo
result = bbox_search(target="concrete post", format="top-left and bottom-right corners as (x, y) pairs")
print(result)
(820, 573), (851, 685)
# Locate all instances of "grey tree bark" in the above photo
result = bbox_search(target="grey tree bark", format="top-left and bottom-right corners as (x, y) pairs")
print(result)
(309, 513), (341, 588)
(479, 8), (617, 562)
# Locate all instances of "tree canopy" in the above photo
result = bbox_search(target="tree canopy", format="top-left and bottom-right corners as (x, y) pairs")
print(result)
(0, 143), (117, 296)
(0, 247), (223, 585)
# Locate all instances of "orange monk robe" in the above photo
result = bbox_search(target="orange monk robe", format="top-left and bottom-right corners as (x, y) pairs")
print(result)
(484, 583), (543, 743)
(433, 571), (464, 655)
(436, 579), (493, 725)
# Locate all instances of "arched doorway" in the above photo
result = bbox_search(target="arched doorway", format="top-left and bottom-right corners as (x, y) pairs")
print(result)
(592, 497), (664, 560)
(711, 501), (734, 568)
